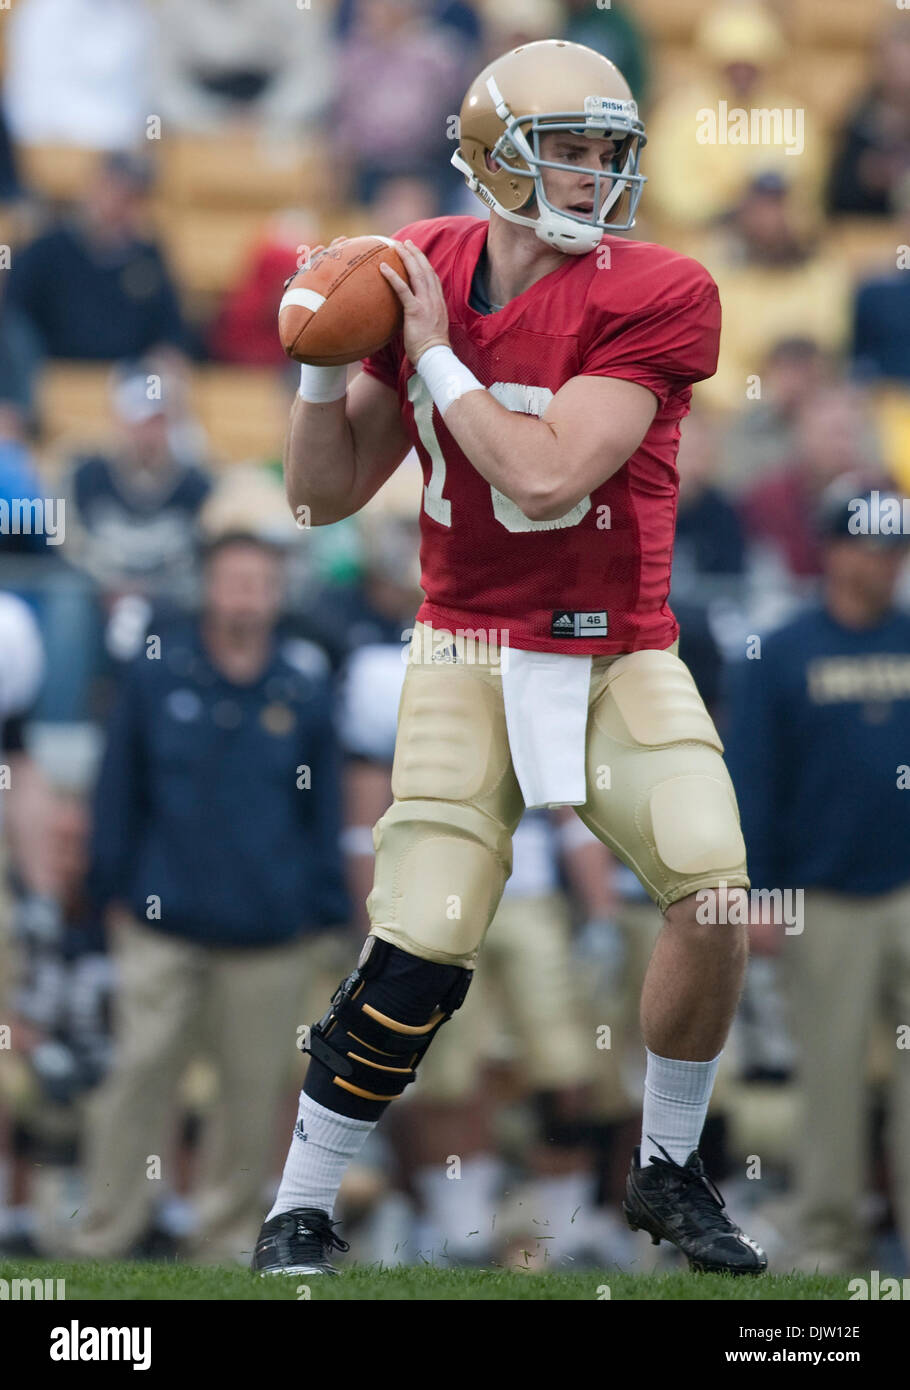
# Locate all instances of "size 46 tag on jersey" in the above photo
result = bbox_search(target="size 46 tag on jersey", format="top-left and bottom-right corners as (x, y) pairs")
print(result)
(551, 610), (608, 638)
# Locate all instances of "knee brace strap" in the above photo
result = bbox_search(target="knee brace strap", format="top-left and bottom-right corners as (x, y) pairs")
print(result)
(305, 936), (472, 1107)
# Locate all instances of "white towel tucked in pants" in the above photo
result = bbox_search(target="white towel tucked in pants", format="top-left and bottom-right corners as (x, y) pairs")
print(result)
(500, 647), (592, 809)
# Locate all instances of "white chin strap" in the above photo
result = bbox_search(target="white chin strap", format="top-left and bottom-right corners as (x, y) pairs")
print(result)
(450, 148), (604, 255)
(499, 199), (605, 255)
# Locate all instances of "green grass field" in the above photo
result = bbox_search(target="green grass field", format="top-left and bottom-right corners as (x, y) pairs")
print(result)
(0, 1259), (855, 1300)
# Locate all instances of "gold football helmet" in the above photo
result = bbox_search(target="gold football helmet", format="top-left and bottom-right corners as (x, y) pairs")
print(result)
(451, 39), (646, 254)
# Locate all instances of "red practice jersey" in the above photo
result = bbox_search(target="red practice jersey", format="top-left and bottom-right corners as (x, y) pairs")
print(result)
(362, 216), (721, 654)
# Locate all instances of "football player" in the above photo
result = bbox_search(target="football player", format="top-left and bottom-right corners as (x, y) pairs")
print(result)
(253, 39), (767, 1277)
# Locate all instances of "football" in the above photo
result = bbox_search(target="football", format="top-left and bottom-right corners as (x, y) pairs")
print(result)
(278, 235), (408, 366)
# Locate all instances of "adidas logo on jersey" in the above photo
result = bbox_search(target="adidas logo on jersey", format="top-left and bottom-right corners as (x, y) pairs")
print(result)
(551, 610), (609, 638)
(431, 643), (459, 663)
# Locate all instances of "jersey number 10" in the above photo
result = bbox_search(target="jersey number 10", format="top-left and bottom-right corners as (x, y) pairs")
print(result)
(408, 376), (593, 533)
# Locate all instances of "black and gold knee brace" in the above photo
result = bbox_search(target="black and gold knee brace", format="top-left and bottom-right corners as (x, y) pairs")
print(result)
(303, 935), (472, 1120)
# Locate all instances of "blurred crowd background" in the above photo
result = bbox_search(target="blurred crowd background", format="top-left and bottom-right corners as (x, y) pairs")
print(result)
(1, 0), (910, 1276)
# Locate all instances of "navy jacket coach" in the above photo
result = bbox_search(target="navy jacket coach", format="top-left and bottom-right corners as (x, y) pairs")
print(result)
(724, 605), (910, 897)
(90, 622), (348, 947)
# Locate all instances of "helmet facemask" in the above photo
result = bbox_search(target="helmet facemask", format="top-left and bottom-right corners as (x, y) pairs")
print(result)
(453, 88), (647, 255)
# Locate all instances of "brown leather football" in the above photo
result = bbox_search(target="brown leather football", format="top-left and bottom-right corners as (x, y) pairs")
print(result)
(278, 236), (407, 366)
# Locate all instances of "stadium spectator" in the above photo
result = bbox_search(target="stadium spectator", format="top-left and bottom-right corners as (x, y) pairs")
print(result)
(853, 270), (910, 386)
(62, 364), (211, 596)
(725, 486), (910, 1271)
(478, 0), (567, 59)
(644, 1), (826, 232)
(674, 411), (745, 581)
(154, 0), (335, 138)
(718, 339), (829, 496)
(333, 0), (472, 205)
(698, 174), (850, 412)
(209, 213), (318, 368)
(3, 0), (154, 151)
(562, 0), (649, 107)
(0, 300), (40, 423)
(335, 0), (483, 47)
(827, 21), (910, 217)
(41, 363), (210, 722)
(738, 385), (881, 580)
(5, 153), (189, 362)
(70, 533), (348, 1263)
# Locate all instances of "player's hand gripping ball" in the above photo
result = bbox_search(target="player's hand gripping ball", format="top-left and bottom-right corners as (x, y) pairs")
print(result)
(278, 236), (409, 366)
(378, 238), (451, 367)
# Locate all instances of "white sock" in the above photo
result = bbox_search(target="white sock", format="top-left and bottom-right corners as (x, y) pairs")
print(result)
(640, 1048), (721, 1167)
(267, 1094), (375, 1221)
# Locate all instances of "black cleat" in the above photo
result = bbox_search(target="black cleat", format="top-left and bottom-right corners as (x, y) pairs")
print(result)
(623, 1144), (768, 1275)
(251, 1208), (350, 1277)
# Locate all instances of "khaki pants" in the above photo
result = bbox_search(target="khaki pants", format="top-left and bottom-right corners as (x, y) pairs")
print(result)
(786, 884), (910, 1266)
(370, 625), (748, 970)
(72, 916), (350, 1264)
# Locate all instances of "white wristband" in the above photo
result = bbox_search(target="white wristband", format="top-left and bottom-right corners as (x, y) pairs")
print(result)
(416, 344), (483, 416)
(298, 363), (348, 403)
